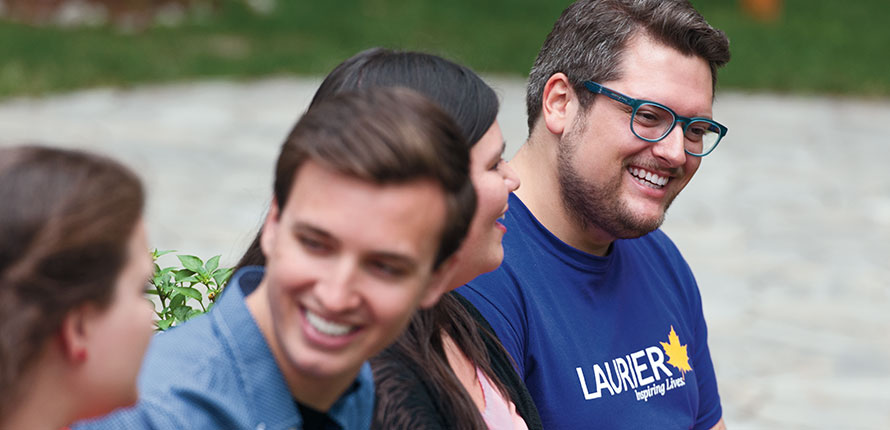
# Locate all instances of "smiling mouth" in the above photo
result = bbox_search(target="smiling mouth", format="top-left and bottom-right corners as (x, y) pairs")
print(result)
(628, 167), (669, 189)
(305, 310), (355, 337)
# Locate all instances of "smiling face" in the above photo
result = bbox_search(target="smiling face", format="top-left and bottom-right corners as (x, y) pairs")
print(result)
(558, 33), (713, 243)
(450, 121), (520, 287)
(251, 161), (450, 405)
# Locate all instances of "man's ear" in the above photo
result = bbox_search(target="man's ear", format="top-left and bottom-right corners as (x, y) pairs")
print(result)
(418, 256), (458, 309)
(58, 306), (91, 363)
(542, 73), (576, 136)
(260, 198), (281, 260)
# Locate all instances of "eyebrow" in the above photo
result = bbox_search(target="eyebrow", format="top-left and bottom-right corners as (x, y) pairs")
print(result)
(489, 141), (506, 164)
(368, 251), (418, 269)
(292, 223), (337, 242)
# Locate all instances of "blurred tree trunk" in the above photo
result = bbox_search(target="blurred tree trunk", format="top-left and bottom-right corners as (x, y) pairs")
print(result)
(741, 0), (783, 22)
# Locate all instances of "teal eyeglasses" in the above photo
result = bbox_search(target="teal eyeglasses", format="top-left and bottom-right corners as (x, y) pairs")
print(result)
(583, 81), (727, 157)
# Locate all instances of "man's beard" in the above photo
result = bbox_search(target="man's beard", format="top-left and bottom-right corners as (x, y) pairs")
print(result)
(556, 124), (670, 241)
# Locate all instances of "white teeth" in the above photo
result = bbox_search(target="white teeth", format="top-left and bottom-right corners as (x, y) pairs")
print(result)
(629, 167), (668, 188)
(306, 310), (353, 336)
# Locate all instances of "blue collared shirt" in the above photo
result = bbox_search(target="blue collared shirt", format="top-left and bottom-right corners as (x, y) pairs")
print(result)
(76, 266), (375, 430)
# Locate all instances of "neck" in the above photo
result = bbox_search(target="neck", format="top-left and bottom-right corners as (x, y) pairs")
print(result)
(3, 357), (77, 430)
(512, 135), (614, 256)
(287, 370), (357, 412)
(245, 281), (357, 412)
(446, 261), (477, 291)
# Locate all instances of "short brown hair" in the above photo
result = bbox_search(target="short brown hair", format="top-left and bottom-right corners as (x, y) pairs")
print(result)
(526, 0), (731, 133)
(274, 87), (476, 268)
(0, 145), (144, 419)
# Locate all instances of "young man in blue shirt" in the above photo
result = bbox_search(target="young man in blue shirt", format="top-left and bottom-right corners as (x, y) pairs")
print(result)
(78, 88), (475, 429)
(458, 0), (731, 428)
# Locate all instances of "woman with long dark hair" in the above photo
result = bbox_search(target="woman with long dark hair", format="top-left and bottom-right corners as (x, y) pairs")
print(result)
(0, 145), (154, 429)
(234, 48), (541, 429)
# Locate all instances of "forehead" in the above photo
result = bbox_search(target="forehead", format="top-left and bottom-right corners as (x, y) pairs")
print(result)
(282, 161), (448, 265)
(608, 33), (714, 117)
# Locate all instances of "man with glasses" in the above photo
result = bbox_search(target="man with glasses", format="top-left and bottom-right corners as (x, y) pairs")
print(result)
(457, 0), (730, 428)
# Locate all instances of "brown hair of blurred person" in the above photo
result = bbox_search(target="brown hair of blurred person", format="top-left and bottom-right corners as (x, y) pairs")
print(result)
(0, 145), (154, 429)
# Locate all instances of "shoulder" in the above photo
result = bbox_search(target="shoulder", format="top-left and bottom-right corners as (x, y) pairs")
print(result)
(134, 315), (248, 425)
(140, 314), (228, 386)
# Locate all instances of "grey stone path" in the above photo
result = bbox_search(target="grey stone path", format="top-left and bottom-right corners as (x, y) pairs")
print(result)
(1, 78), (887, 429)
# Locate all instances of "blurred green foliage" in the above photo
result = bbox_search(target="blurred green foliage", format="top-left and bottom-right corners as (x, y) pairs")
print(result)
(0, 0), (887, 98)
(695, 0), (890, 96)
(149, 249), (232, 331)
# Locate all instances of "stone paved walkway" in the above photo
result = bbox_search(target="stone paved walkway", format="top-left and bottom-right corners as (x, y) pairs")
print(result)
(1, 78), (887, 429)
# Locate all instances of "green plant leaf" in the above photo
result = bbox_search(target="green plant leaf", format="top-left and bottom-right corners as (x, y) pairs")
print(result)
(173, 305), (192, 322)
(177, 255), (204, 273)
(152, 267), (174, 283)
(152, 249), (177, 260)
(195, 272), (212, 285)
(172, 286), (202, 301)
(186, 309), (204, 320)
(157, 318), (174, 331)
(169, 294), (185, 309)
(206, 255), (221, 273)
(173, 269), (197, 282)
(212, 267), (234, 286)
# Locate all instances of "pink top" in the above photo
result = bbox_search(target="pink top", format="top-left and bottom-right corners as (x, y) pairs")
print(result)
(477, 367), (529, 430)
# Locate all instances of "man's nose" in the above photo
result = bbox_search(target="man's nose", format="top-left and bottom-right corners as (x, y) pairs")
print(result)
(315, 260), (361, 313)
(650, 124), (687, 168)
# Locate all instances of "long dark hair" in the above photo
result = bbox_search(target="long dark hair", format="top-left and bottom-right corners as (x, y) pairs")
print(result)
(235, 48), (505, 429)
(0, 145), (144, 420)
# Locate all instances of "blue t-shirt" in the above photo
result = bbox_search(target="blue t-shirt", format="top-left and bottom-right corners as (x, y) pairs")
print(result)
(458, 194), (722, 429)
(76, 266), (375, 430)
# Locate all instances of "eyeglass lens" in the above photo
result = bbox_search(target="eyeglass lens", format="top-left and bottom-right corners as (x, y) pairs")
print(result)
(631, 103), (720, 155)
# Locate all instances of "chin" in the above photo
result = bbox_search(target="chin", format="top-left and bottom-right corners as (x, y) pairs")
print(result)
(478, 247), (504, 275)
(617, 213), (666, 238)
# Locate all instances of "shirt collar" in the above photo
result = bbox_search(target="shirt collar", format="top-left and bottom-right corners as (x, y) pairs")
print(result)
(214, 266), (374, 429)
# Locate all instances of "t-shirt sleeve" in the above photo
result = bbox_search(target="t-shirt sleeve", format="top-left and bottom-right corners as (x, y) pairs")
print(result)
(653, 230), (723, 429)
(456, 268), (528, 379)
(690, 287), (723, 430)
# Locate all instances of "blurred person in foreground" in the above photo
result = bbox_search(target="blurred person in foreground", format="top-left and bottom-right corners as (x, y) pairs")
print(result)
(457, 0), (731, 428)
(0, 145), (154, 430)
(77, 87), (475, 429)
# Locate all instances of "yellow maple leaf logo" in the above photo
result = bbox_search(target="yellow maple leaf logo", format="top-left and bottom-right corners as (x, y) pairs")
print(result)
(660, 326), (692, 377)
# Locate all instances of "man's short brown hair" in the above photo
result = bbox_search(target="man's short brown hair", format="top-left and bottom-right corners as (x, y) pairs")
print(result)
(526, 0), (731, 133)
(274, 87), (476, 268)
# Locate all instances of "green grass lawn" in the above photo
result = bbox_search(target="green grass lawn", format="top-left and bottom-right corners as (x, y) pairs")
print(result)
(1, 0), (888, 99)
